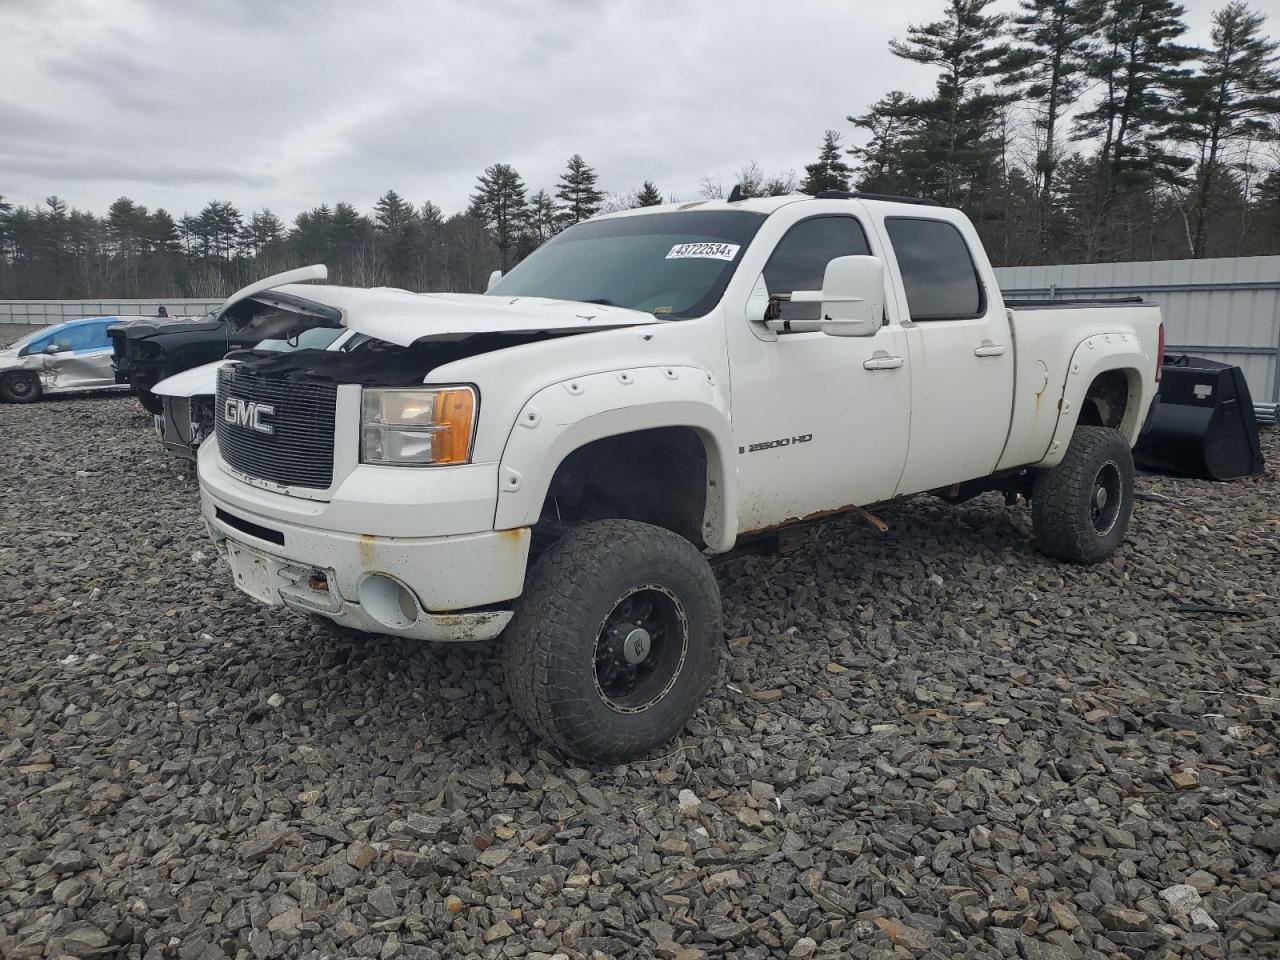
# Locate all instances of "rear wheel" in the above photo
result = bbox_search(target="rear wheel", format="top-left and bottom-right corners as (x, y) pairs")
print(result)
(0, 371), (41, 403)
(1032, 425), (1134, 564)
(503, 519), (722, 762)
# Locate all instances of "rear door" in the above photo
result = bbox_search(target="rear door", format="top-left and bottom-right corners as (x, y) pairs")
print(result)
(879, 216), (1014, 494)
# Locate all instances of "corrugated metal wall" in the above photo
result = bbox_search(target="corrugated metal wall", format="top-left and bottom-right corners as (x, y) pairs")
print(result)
(995, 255), (1280, 404)
(0, 299), (223, 325)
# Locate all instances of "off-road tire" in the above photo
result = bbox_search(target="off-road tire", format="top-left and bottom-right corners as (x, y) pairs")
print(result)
(0, 371), (41, 403)
(503, 519), (722, 762)
(1032, 425), (1134, 564)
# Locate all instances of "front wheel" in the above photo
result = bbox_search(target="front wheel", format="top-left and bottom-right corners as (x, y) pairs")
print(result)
(135, 386), (163, 415)
(0, 371), (41, 403)
(503, 519), (722, 762)
(1032, 425), (1135, 564)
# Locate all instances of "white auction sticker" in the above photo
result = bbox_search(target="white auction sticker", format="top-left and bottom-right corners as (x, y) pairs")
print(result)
(665, 242), (740, 261)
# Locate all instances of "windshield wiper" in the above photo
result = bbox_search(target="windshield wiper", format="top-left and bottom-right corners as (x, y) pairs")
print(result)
(581, 298), (617, 306)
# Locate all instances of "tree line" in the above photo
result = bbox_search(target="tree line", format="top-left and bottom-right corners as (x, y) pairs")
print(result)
(1, 0), (1277, 301)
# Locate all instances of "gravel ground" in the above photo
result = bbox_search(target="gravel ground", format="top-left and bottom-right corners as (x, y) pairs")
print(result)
(1, 392), (1277, 960)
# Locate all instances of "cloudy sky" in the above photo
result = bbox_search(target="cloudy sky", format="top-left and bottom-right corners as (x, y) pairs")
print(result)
(1, 0), (1221, 221)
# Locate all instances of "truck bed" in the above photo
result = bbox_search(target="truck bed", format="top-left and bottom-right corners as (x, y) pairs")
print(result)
(998, 302), (1163, 472)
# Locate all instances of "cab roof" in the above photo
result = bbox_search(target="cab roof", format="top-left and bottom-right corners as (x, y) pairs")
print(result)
(594, 196), (803, 220)
(593, 192), (941, 222)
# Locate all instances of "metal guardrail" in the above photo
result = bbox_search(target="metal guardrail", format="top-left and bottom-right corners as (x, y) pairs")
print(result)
(0, 299), (223, 326)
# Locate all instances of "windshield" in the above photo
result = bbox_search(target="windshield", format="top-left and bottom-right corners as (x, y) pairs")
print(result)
(254, 326), (346, 352)
(489, 210), (766, 319)
(5, 328), (48, 351)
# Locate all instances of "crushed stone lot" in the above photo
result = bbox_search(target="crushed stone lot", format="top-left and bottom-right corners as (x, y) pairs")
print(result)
(1, 390), (1277, 960)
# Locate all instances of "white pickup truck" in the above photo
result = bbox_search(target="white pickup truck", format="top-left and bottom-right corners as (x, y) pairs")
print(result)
(197, 192), (1163, 761)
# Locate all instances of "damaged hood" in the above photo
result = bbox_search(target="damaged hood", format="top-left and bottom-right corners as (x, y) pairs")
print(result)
(112, 314), (219, 341)
(225, 281), (665, 347)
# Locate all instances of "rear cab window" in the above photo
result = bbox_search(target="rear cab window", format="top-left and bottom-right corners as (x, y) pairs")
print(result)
(763, 216), (871, 324)
(885, 218), (984, 321)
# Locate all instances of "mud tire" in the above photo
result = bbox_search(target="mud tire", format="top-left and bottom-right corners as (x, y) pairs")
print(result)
(503, 519), (722, 762)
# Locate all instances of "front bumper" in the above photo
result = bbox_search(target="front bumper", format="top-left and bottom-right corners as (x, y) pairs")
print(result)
(199, 441), (530, 641)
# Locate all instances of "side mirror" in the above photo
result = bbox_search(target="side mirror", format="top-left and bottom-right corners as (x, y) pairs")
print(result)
(45, 343), (64, 354)
(486, 269), (503, 292)
(775, 255), (884, 337)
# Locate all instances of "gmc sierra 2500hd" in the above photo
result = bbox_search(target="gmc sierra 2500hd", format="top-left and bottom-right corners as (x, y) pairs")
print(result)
(197, 192), (1163, 762)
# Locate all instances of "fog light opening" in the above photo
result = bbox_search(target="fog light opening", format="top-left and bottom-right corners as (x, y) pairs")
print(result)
(358, 574), (419, 631)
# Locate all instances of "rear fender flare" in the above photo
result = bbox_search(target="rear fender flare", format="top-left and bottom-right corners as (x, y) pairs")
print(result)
(1041, 334), (1155, 467)
(494, 366), (737, 551)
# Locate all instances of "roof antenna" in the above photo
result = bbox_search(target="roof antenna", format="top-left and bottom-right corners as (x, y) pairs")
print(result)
(726, 183), (744, 203)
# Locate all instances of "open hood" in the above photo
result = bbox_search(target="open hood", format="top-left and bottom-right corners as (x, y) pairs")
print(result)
(220, 278), (664, 348)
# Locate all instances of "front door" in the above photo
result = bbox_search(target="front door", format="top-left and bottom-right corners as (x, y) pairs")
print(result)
(44, 320), (118, 390)
(728, 215), (911, 534)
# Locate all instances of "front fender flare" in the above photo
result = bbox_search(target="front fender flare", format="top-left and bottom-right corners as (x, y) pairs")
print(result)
(493, 366), (738, 552)
(1041, 333), (1156, 467)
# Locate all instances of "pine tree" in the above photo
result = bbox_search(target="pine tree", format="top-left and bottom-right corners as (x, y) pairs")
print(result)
(888, 0), (1015, 204)
(0, 196), (12, 265)
(240, 210), (285, 257)
(555, 154), (603, 226)
(525, 190), (559, 245)
(1007, 0), (1103, 246)
(801, 131), (853, 194)
(373, 190), (415, 232)
(1172, 2), (1280, 256)
(470, 163), (528, 269)
(848, 92), (920, 194)
(420, 201), (444, 228)
(1074, 0), (1199, 196)
(634, 181), (664, 206)
(373, 190), (420, 286)
(148, 209), (179, 250)
(195, 201), (243, 261)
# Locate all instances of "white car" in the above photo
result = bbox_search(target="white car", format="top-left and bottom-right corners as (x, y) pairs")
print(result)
(151, 327), (358, 460)
(196, 192), (1163, 761)
(0, 316), (136, 402)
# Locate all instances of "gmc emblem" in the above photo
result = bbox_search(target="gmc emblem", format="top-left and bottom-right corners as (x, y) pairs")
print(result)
(223, 398), (275, 435)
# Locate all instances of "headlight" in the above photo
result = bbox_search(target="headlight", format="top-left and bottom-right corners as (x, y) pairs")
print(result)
(361, 386), (477, 466)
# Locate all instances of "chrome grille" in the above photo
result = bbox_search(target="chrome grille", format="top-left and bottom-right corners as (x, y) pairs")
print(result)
(215, 366), (337, 489)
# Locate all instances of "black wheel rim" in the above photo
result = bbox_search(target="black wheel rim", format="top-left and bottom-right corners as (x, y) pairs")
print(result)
(1091, 460), (1122, 534)
(10, 377), (32, 397)
(592, 584), (689, 714)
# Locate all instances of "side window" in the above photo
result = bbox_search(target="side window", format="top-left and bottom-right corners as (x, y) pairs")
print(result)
(86, 321), (114, 350)
(61, 324), (99, 352)
(20, 332), (54, 356)
(884, 218), (984, 321)
(763, 216), (871, 323)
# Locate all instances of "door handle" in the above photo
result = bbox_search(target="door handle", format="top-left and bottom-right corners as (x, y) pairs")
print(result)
(974, 343), (1006, 358)
(863, 355), (904, 371)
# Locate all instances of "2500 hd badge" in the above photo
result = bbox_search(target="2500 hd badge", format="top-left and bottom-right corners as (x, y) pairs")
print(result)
(740, 433), (813, 454)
